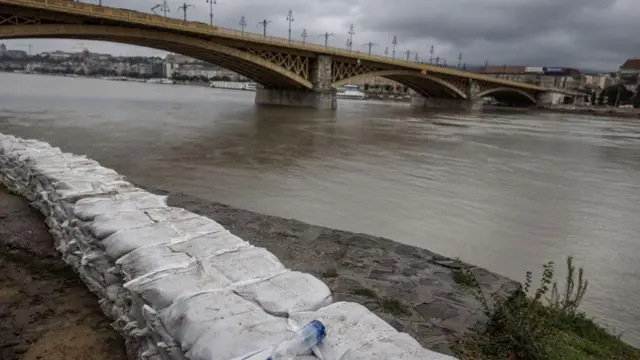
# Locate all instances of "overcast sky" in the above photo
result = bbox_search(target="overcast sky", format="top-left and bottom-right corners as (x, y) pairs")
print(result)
(2, 0), (638, 71)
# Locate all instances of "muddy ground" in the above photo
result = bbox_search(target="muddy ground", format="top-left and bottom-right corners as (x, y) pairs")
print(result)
(0, 185), (127, 360)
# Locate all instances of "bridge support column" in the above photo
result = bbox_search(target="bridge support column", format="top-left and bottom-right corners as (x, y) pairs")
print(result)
(254, 55), (336, 109)
(411, 95), (483, 110)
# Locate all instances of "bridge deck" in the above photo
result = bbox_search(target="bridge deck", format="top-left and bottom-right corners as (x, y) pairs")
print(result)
(0, 0), (580, 95)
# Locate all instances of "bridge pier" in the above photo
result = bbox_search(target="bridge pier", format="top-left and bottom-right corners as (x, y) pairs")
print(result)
(255, 55), (337, 109)
(411, 95), (483, 111)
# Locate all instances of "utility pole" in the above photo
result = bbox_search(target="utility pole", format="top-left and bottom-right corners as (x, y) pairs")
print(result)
(319, 32), (334, 47)
(151, 0), (169, 17)
(239, 16), (247, 35)
(362, 42), (378, 56)
(301, 29), (308, 45)
(391, 35), (397, 59)
(443, 59), (447, 67)
(435, 56), (440, 65)
(257, 19), (272, 37)
(429, 45), (434, 64)
(485, 59), (489, 71)
(177, 3), (194, 21)
(457, 52), (463, 69)
(384, 46), (389, 58)
(347, 24), (355, 52)
(345, 38), (352, 50)
(414, 52), (419, 62)
(286, 9), (294, 43)
(405, 50), (411, 61)
(205, 0), (216, 26)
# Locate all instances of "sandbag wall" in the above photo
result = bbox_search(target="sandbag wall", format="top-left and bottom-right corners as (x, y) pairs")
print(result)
(0, 132), (456, 360)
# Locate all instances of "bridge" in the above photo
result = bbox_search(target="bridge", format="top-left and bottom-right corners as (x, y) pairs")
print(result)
(0, 0), (575, 109)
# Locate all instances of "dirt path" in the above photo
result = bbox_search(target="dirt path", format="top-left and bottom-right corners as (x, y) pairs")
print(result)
(0, 185), (127, 360)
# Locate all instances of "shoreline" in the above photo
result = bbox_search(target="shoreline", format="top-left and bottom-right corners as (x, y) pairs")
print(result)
(151, 187), (518, 355)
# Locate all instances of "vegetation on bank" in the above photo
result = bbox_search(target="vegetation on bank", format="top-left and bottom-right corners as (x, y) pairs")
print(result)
(453, 257), (640, 360)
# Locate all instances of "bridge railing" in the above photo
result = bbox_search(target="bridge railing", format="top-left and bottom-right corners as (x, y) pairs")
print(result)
(5, 0), (554, 92)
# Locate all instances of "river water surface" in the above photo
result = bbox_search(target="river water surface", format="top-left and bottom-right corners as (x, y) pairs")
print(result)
(1, 72), (640, 345)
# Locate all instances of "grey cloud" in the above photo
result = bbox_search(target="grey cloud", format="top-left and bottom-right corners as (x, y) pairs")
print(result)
(3, 0), (638, 70)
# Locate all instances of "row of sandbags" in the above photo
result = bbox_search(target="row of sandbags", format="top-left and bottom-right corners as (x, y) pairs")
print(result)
(0, 132), (456, 360)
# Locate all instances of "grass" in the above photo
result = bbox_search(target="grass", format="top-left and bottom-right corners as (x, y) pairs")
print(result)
(321, 268), (339, 278)
(351, 287), (411, 316)
(453, 256), (640, 360)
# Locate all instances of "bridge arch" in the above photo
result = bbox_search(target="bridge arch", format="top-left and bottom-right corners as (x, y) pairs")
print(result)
(476, 87), (537, 105)
(333, 70), (467, 99)
(0, 24), (313, 89)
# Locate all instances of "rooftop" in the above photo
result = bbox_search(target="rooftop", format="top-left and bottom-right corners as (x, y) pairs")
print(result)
(620, 59), (640, 70)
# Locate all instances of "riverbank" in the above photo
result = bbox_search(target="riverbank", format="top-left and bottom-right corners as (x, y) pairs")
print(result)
(0, 185), (127, 360)
(148, 187), (518, 355)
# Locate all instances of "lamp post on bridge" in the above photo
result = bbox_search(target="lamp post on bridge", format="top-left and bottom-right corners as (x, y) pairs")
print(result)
(457, 52), (463, 69)
(205, 0), (216, 26)
(257, 19), (272, 37)
(239, 16), (247, 35)
(435, 56), (439, 65)
(347, 24), (355, 52)
(301, 29), (308, 45)
(405, 50), (411, 61)
(345, 38), (352, 50)
(414, 52), (419, 62)
(177, 3), (195, 21)
(384, 46), (389, 58)
(286, 10), (294, 43)
(151, 0), (170, 18)
(319, 32), (334, 47)
(362, 42), (378, 56)
(391, 35), (397, 59)
(429, 45), (434, 64)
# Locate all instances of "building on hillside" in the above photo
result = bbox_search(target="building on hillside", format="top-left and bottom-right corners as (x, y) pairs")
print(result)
(618, 59), (640, 91)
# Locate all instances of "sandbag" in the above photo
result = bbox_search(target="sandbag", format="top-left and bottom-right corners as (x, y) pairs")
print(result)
(102, 215), (226, 260)
(74, 192), (168, 220)
(340, 332), (457, 360)
(233, 271), (332, 317)
(290, 302), (398, 360)
(116, 244), (193, 281)
(202, 247), (287, 283)
(168, 230), (249, 259)
(90, 207), (199, 240)
(123, 262), (231, 310)
(186, 313), (293, 360)
(160, 289), (265, 351)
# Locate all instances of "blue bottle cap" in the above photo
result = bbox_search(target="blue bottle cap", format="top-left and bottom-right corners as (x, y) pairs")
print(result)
(308, 320), (327, 342)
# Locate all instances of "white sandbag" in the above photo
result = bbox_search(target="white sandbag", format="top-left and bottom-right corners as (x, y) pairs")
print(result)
(168, 231), (250, 259)
(123, 262), (231, 310)
(202, 247), (287, 283)
(186, 313), (292, 360)
(340, 332), (457, 360)
(102, 215), (225, 260)
(90, 207), (199, 240)
(233, 271), (332, 317)
(160, 289), (265, 351)
(74, 192), (168, 221)
(116, 244), (193, 281)
(289, 302), (398, 360)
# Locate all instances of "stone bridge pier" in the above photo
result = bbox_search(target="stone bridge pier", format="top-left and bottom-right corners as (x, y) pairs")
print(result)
(410, 79), (483, 111)
(254, 55), (337, 110)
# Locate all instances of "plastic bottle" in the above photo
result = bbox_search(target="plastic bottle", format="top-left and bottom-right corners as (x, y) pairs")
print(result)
(267, 320), (326, 360)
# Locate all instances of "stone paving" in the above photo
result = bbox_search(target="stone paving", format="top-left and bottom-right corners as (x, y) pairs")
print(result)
(163, 190), (518, 356)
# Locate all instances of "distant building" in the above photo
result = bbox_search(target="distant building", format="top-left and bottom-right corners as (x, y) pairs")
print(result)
(0, 43), (6, 56)
(618, 59), (640, 91)
(478, 65), (584, 90)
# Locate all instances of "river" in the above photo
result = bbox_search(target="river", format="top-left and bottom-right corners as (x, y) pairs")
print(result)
(1, 72), (639, 346)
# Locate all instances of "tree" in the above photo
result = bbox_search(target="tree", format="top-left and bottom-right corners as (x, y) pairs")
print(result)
(384, 84), (392, 93)
(363, 83), (370, 91)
